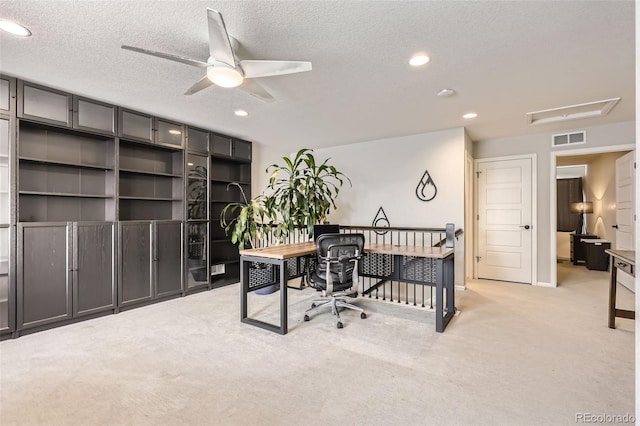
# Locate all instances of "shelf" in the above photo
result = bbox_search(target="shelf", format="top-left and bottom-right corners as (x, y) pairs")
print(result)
(118, 196), (179, 201)
(119, 168), (182, 178)
(210, 199), (244, 203)
(119, 138), (182, 152)
(210, 178), (250, 185)
(19, 190), (112, 198)
(211, 238), (232, 244)
(19, 156), (113, 171)
(211, 153), (251, 164)
(211, 259), (240, 266)
(188, 176), (207, 182)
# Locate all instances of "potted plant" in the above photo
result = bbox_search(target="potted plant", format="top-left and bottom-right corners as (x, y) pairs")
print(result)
(265, 148), (350, 238)
(220, 182), (268, 250)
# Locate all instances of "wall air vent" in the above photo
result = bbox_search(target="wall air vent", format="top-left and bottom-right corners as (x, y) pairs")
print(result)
(526, 98), (620, 126)
(552, 131), (586, 147)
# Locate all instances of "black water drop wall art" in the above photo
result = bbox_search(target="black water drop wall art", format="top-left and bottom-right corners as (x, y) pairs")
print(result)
(372, 206), (390, 235)
(416, 169), (437, 201)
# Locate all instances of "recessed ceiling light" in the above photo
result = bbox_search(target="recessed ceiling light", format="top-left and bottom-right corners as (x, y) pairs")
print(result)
(463, 112), (478, 119)
(409, 54), (430, 67)
(0, 19), (32, 37)
(437, 88), (455, 97)
(234, 110), (248, 117)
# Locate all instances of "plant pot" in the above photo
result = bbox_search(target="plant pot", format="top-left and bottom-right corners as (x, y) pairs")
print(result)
(255, 284), (280, 295)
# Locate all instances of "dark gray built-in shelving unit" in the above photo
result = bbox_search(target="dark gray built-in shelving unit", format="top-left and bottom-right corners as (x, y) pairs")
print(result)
(1, 75), (252, 339)
(186, 126), (209, 290)
(210, 134), (252, 287)
(0, 75), (14, 335)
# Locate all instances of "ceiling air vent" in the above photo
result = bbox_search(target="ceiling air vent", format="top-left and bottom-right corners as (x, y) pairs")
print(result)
(527, 98), (620, 126)
(552, 131), (586, 147)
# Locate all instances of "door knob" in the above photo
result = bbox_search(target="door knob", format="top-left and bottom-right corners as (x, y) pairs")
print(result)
(612, 224), (619, 229)
(520, 225), (531, 230)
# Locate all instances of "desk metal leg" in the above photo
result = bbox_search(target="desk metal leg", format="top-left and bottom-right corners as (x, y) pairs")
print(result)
(435, 254), (456, 333)
(435, 259), (444, 332)
(240, 256), (289, 335)
(240, 258), (249, 321)
(608, 263), (617, 329)
(446, 255), (456, 316)
(280, 259), (288, 334)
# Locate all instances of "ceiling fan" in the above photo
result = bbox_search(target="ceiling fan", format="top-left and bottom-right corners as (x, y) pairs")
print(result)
(121, 8), (312, 102)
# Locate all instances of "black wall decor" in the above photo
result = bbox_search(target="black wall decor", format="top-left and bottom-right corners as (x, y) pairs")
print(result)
(416, 169), (437, 201)
(372, 206), (390, 235)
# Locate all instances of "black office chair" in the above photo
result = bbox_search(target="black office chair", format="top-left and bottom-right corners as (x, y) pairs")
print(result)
(304, 233), (366, 329)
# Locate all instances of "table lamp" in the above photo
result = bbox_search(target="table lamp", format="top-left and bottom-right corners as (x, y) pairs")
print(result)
(571, 201), (593, 234)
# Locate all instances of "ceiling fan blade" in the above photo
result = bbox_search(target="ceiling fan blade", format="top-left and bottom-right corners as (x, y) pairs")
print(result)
(239, 60), (312, 78)
(238, 79), (276, 103)
(184, 74), (215, 95)
(121, 45), (209, 68)
(207, 9), (236, 67)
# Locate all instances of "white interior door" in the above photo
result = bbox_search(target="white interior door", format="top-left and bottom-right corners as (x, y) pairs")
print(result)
(477, 158), (533, 284)
(614, 151), (635, 292)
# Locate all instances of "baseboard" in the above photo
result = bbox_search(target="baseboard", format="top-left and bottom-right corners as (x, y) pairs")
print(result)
(455, 285), (467, 291)
(535, 281), (555, 288)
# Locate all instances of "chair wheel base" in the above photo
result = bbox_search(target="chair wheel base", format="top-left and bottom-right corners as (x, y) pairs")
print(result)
(304, 315), (310, 321)
(337, 321), (343, 329)
(361, 312), (366, 319)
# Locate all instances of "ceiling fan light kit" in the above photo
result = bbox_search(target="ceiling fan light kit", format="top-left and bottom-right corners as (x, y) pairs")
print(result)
(207, 64), (244, 88)
(121, 8), (312, 101)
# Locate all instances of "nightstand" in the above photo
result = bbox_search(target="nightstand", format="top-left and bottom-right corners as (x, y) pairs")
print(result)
(583, 239), (611, 271)
(571, 234), (598, 265)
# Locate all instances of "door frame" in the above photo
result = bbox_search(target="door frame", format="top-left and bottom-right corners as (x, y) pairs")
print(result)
(549, 143), (635, 287)
(474, 154), (537, 285)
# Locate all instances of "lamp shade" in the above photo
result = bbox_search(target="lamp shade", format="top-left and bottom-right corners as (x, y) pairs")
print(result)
(570, 201), (593, 214)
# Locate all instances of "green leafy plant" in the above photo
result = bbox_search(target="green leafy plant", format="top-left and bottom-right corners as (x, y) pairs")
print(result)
(265, 148), (350, 238)
(220, 183), (268, 250)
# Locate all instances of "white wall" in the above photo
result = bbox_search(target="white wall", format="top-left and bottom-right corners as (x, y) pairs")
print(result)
(253, 128), (467, 286)
(474, 120), (635, 285)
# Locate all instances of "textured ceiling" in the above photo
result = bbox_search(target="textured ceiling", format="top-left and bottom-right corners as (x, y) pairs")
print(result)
(0, 1), (635, 151)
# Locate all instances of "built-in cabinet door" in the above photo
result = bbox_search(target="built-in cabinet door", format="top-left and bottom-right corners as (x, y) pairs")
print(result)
(18, 81), (72, 127)
(155, 119), (183, 148)
(74, 222), (116, 316)
(0, 116), (10, 226)
(18, 223), (72, 329)
(0, 114), (10, 334)
(233, 139), (252, 161)
(155, 221), (183, 297)
(211, 134), (233, 157)
(0, 75), (15, 113)
(186, 222), (208, 289)
(0, 225), (10, 332)
(187, 127), (209, 154)
(119, 221), (153, 305)
(73, 96), (115, 136)
(118, 109), (153, 143)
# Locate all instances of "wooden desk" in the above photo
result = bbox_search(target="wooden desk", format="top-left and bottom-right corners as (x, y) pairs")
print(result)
(605, 249), (635, 329)
(239, 242), (455, 334)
